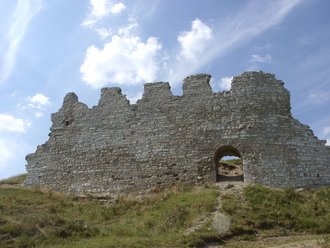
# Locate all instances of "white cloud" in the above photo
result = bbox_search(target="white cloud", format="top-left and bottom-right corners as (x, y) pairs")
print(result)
(91, 0), (112, 17)
(90, 0), (126, 17)
(0, 114), (30, 133)
(166, 0), (302, 83)
(28, 93), (50, 109)
(247, 54), (272, 71)
(19, 93), (51, 118)
(34, 112), (44, 118)
(177, 18), (213, 61)
(82, 0), (126, 27)
(118, 19), (138, 36)
(321, 127), (330, 145)
(80, 35), (163, 88)
(308, 91), (330, 104)
(81, 1), (163, 88)
(0, 0), (42, 83)
(250, 54), (272, 63)
(219, 77), (233, 91)
(111, 2), (126, 14)
(322, 126), (330, 136)
(95, 27), (113, 39)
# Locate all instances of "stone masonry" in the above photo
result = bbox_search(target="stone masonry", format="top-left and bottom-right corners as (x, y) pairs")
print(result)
(24, 71), (330, 195)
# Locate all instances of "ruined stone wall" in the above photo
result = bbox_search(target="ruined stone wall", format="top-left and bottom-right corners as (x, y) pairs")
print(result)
(24, 72), (330, 195)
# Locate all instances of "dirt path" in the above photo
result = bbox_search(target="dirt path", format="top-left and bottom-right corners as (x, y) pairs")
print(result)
(184, 182), (244, 238)
(211, 182), (245, 233)
(202, 182), (245, 247)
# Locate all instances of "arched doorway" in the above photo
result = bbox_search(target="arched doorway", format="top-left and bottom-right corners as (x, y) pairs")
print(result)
(215, 145), (243, 182)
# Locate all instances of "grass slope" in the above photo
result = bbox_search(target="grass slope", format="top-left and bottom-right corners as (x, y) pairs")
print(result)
(221, 184), (330, 247)
(0, 179), (218, 248)
(0, 174), (26, 185)
(0, 175), (329, 248)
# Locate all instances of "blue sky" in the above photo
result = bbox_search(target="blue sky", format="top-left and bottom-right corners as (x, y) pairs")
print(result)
(0, 0), (329, 179)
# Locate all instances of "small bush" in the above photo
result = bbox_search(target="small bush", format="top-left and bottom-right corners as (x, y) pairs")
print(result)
(163, 206), (188, 230)
(0, 222), (23, 236)
(56, 220), (99, 238)
(16, 235), (37, 248)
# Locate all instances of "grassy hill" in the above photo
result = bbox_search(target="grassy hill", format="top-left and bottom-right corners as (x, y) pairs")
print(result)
(0, 174), (329, 247)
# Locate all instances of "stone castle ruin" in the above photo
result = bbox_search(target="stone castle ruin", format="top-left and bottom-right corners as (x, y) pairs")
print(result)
(24, 71), (330, 195)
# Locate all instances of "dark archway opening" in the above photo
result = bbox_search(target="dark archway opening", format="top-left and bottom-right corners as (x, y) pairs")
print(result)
(215, 146), (243, 182)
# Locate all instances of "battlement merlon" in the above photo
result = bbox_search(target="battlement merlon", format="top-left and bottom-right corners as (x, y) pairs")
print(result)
(183, 74), (212, 96)
(63, 92), (79, 105)
(98, 87), (130, 109)
(51, 92), (78, 123)
(141, 82), (172, 101)
(231, 71), (286, 92)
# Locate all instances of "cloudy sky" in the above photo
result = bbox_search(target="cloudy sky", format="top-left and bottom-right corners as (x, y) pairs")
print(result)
(0, 0), (329, 179)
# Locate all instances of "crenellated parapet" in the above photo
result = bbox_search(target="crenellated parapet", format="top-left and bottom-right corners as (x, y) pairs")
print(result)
(54, 71), (291, 114)
(24, 71), (330, 195)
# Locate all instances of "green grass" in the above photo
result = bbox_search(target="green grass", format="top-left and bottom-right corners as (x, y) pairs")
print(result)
(221, 184), (330, 237)
(0, 174), (26, 185)
(1, 176), (329, 248)
(220, 159), (242, 166)
(0, 184), (218, 248)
